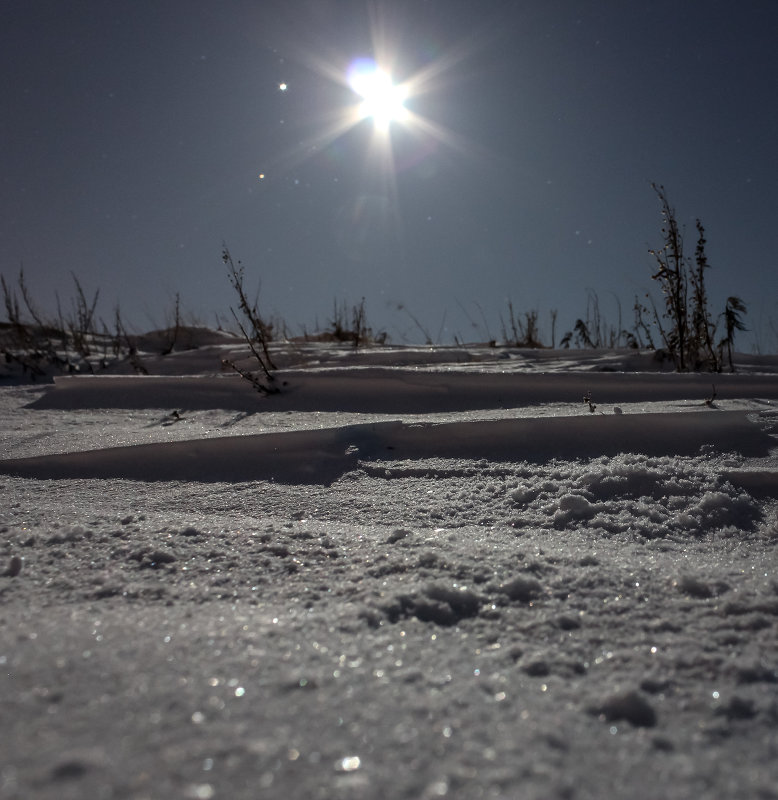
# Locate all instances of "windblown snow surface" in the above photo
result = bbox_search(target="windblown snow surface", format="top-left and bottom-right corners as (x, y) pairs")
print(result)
(1, 337), (778, 800)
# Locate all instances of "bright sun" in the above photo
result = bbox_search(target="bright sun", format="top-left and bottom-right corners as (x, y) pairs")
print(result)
(261, 36), (477, 181)
(348, 58), (408, 129)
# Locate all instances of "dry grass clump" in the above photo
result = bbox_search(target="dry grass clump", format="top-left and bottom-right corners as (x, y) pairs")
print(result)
(647, 183), (746, 372)
(1, 268), (145, 378)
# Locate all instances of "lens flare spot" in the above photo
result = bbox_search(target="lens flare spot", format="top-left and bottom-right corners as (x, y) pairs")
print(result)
(338, 755), (361, 772)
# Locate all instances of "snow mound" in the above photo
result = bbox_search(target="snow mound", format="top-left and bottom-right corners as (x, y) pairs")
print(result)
(358, 452), (765, 538)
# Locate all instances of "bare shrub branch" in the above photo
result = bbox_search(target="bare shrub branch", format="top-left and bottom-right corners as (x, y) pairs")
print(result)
(221, 245), (278, 394)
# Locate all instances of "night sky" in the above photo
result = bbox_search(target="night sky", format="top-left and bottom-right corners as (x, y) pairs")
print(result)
(2, 1), (777, 348)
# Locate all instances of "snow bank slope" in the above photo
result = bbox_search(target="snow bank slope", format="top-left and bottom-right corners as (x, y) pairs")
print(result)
(29, 370), (778, 412)
(1, 411), (775, 485)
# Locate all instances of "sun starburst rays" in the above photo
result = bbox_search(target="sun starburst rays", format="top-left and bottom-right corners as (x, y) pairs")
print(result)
(255, 17), (491, 266)
(264, 15), (483, 179)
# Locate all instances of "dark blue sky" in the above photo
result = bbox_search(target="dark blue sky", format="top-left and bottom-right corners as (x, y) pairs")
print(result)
(2, 0), (776, 348)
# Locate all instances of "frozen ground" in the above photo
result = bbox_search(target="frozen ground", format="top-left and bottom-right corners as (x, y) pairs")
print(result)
(1, 336), (778, 799)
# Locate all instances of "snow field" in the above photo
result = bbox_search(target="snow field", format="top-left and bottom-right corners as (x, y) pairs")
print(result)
(2, 340), (778, 799)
